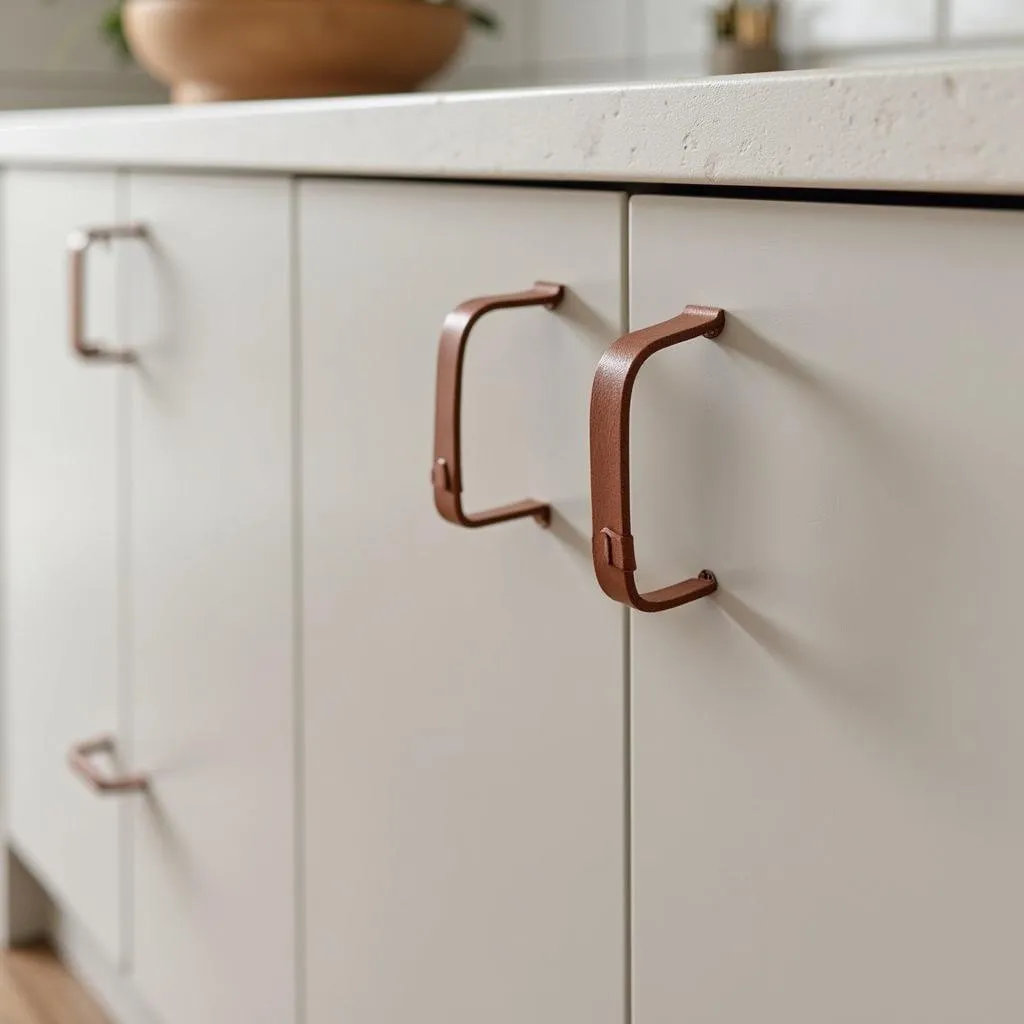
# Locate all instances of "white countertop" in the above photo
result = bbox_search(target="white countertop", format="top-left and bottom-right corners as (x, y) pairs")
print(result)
(0, 60), (1022, 194)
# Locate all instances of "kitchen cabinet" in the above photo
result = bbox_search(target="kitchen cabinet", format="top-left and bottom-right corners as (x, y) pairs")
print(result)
(299, 180), (627, 1024)
(123, 174), (295, 1024)
(1, 69), (1023, 1024)
(2, 169), (126, 966)
(627, 195), (1024, 1022)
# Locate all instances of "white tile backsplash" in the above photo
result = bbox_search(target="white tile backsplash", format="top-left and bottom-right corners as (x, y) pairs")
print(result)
(535, 0), (632, 63)
(0, 0), (165, 108)
(781, 0), (936, 51)
(644, 0), (711, 59)
(532, 58), (638, 86)
(0, 0), (122, 73)
(952, 0), (1024, 37)
(441, 0), (1022, 92)
(1, 0), (1022, 108)
(459, 0), (532, 69)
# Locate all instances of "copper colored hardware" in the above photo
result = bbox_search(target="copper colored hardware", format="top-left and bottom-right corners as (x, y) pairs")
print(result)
(68, 224), (147, 363)
(590, 305), (725, 613)
(433, 282), (565, 529)
(68, 736), (148, 795)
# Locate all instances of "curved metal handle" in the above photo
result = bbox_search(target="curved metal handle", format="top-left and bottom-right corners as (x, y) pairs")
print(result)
(432, 281), (565, 528)
(68, 736), (148, 795)
(589, 305), (725, 613)
(68, 224), (147, 363)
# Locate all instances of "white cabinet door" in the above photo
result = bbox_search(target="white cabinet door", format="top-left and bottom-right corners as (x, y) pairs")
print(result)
(629, 196), (1024, 1023)
(2, 169), (126, 963)
(300, 181), (626, 1024)
(124, 174), (295, 1024)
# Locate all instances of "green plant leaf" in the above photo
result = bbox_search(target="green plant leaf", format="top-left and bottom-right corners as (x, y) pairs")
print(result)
(466, 6), (500, 31)
(428, 0), (501, 32)
(100, 4), (131, 58)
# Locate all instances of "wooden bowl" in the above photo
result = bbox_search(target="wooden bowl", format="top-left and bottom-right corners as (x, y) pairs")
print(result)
(124, 0), (468, 103)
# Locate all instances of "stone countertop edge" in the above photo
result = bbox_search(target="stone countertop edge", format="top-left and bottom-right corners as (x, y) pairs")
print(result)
(0, 60), (1020, 194)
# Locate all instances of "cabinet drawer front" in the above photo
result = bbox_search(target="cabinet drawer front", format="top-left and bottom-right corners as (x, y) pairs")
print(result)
(2, 169), (125, 962)
(629, 196), (1024, 1022)
(300, 181), (626, 1024)
(126, 173), (295, 1024)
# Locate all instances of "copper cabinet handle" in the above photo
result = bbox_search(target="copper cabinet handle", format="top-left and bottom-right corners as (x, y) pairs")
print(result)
(68, 736), (148, 795)
(432, 282), (565, 528)
(68, 224), (147, 363)
(590, 305), (725, 613)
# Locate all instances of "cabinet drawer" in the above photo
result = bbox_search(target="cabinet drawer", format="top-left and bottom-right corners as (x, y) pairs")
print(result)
(628, 196), (1024, 1022)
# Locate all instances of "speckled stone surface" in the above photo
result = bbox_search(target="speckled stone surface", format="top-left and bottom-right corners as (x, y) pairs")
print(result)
(0, 60), (1022, 193)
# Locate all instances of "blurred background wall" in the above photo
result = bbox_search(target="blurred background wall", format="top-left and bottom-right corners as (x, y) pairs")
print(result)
(2, 0), (1022, 108)
(442, 0), (1024, 89)
(0, 0), (162, 109)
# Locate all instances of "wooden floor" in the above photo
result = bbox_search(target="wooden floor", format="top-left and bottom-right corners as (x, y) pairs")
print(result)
(0, 947), (108, 1024)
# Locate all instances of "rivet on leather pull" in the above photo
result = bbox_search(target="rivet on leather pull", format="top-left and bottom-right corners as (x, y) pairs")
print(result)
(601, 528), (637, 572)
(432, 458), (452, 493)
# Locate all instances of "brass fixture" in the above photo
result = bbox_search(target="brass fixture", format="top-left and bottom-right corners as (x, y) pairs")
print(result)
(711, 1), (781, 75)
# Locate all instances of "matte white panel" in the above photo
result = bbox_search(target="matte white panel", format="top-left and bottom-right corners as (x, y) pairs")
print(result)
(126, 173), (295, 1024)
(2, 168), (125, 963)
(300, 180), (627, 1024)
(630, 194), (1024, 1024)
